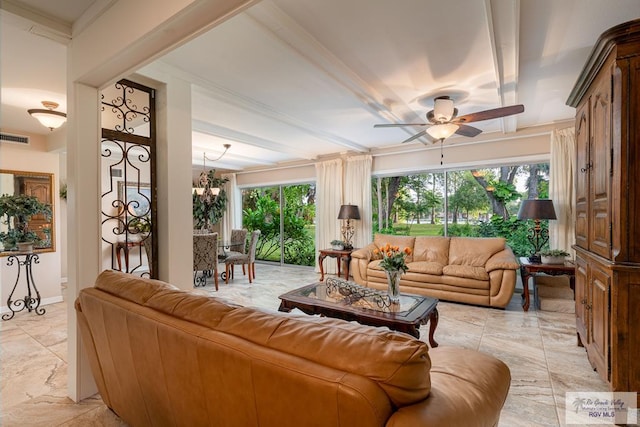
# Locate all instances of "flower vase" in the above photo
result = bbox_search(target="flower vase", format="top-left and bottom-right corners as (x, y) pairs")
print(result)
(385, 270), (402, 304)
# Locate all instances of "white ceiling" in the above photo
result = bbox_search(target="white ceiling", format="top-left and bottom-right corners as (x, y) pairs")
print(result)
(2, 0), (640, 172)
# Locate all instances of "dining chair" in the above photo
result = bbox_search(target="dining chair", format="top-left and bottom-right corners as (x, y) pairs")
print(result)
(193, 232), (219, 290)
(225, 228), (248, 277)
(225, 230), (260, 284)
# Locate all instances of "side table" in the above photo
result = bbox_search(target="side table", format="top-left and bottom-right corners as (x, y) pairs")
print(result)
(318, 248), (354, 281)
(519, 257), (575, 312)
(2, 253), (45, 321)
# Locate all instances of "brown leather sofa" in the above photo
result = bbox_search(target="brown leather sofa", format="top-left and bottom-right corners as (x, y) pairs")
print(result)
(76, 270), (511, 426)
(351, 234), (519, 308)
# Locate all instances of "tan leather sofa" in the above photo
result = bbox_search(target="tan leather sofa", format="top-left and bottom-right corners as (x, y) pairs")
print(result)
(76, 270), (511, 426)
(351, 234), (519, 308)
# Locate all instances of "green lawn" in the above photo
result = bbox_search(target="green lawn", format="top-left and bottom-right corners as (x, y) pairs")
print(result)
(392, 223), (444, 236)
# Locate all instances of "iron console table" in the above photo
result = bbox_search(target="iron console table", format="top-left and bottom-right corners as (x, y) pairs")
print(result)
(2, 253), (45, 321)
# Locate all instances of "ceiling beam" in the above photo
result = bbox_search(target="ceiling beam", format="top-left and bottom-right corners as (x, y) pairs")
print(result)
(485, 0), (520, 133)
(192, 119), (316, 159)
(142, 60), (371, 154)
(0, 0), (71, 43)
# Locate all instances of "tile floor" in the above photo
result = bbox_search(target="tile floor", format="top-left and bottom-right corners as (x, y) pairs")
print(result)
(1, 264), (609, 426)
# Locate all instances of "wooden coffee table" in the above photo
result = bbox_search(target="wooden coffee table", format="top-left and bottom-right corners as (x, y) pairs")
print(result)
(278, 279), (439, 347)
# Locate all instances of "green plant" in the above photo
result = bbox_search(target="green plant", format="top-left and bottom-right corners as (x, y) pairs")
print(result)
(539, 249), (569, 257)
(330, 239), (345, 246)
(0, 194), (52, 249)
(374, 243), (412, 273)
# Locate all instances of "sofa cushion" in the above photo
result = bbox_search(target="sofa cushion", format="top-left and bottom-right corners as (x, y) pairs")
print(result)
(373, 234), (416, 262)
(412, 237), (450, 264)
(407, 261), (445, 276)
(448, 237), (506, 267)
(214, 307), (431, 407)
(442, 265), (489, 281)
(95, 269), (179, 304)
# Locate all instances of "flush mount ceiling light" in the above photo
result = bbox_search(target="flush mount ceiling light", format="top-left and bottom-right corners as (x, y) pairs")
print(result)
(28, 101), (67, 131)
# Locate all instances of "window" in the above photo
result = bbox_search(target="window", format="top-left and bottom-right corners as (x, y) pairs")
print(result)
(242, 183), (316, 266)
(372, 163), (550, 257)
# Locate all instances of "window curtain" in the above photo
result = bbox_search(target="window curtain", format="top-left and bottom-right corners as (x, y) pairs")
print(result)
(344, 155), (372, 249)
(315, 159), (343, 273)
(549, 127), (576, 255)
(222, 172), (241, 242)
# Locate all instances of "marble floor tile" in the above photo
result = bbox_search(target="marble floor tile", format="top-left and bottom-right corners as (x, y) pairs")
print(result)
(0, 264), (611, 426)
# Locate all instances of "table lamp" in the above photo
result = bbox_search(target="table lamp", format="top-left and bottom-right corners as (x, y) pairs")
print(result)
(338, 204), (360, 250)
(517, 199), (557, 263)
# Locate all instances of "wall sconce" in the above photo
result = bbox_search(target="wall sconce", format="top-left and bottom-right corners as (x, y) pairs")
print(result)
(517, 199), (557, 263)
(28, 101), (67, 131)
(338, 204), (360, 250)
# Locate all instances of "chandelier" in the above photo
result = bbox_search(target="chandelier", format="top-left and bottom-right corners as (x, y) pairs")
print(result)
(192, 144), (231, 200)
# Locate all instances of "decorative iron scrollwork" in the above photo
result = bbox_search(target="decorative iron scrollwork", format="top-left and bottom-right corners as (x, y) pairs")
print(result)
(325, 277), (394, 310)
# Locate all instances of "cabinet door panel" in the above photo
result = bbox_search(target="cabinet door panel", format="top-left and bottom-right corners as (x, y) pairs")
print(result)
(589, 76), (612, 259)
(575, 102), (590, 249)
(589, 263), (610, 382)
(574, 255), (589, 344)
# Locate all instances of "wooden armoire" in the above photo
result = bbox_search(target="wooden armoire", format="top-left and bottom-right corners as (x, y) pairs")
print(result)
(567, 19), (640, 397)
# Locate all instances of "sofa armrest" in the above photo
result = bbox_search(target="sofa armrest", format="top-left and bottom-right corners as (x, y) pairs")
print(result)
(350, 243), (378, 285)
(386, 347), (510, 427)
(485, 246), (519, 272)
(351, 243), (378, 261)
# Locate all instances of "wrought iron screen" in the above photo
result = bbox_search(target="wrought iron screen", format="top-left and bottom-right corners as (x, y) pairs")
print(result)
(100, 79), (157, 278)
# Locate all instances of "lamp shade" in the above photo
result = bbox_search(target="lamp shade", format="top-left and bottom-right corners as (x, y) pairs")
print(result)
(426, 123), (459, 140)
(517, 199), (557, 220)
(28, 101), (67, 131)
(338, 204), (360, 220)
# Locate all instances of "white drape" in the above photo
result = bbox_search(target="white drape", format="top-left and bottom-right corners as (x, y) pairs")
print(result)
(344, 155), (373, 249)
(315, 159), (343, 273)
(549, 127), (576, 256)
(222, 173), (241, 242)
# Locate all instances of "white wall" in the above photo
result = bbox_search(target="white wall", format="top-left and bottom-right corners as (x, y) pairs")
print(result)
(0, 134), (63, 310)
(235, 124), (560, 187)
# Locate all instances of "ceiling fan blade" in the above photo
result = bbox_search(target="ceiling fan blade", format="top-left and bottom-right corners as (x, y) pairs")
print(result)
(455, 124), (483, 137)
(401, 130), (428, 144)
(453, 104), (524, 124)
(374, 123), (427, 128)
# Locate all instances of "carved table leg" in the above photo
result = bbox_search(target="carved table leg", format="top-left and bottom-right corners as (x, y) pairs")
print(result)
(319, 253), (327, 281)
(428, 308), (439, 348)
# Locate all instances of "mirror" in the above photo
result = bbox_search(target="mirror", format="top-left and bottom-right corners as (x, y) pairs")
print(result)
(0, 170), (55, 255)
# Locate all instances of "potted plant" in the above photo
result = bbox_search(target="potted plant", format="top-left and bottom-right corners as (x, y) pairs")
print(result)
(539, 249), (570, 265)
(0, 194), (52, 252)
(330, 239), (345, 250)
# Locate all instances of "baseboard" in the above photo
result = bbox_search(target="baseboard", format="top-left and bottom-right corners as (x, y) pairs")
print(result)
(0, 295), (64, 314)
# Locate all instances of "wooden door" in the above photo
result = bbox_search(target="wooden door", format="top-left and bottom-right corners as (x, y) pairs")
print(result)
(574, 255), (589, 346)
(589, 262), (610, 382)
(589, 73), (612, 259)
(575, 101), (590, 250)
(23, 178), (52, 242)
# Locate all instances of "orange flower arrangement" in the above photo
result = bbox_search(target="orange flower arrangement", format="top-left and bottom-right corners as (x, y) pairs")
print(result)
(374, 244), (412, 273)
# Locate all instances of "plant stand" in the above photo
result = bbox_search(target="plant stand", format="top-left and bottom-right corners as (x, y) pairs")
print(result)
(2, 253), (45, 321)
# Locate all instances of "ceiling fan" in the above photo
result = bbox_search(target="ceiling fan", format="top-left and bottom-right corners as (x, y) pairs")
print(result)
(374, 95), (525, 144)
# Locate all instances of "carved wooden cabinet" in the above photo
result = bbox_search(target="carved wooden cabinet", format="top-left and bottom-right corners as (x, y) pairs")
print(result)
(567, 19), (640, 397)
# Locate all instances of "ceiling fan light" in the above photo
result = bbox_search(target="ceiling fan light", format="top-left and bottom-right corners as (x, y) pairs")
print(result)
(433, 98), (455, 122)
(427, 123), (459, 140)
